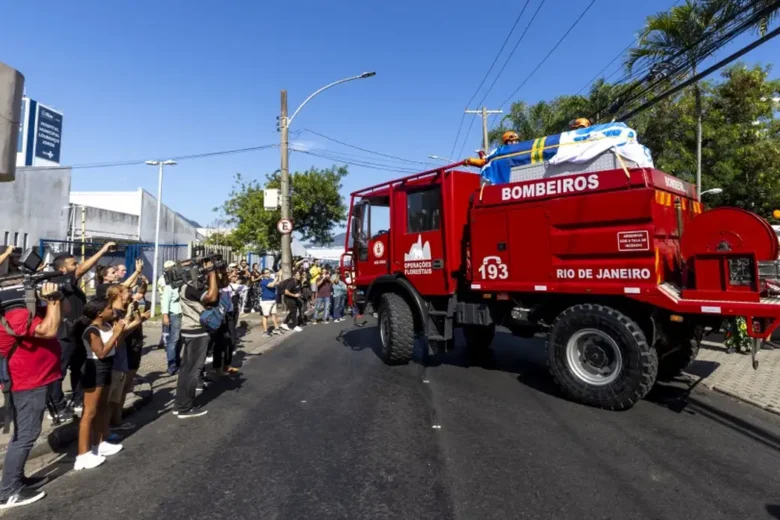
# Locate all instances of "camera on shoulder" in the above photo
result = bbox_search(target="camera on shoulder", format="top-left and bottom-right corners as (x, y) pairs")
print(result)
(163, 254), (226, 290)
(0, 249), (70, 312)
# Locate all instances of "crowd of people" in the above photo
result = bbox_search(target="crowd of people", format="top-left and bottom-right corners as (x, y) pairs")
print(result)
(0, 245), (305, 509)
(0, 243), (355, 510)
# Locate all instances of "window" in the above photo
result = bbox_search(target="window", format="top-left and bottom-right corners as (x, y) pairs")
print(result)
(407, 186), (441, 233)
(23, 233), (28, 249)
(3, 232), (8, 246)
(13, 232), (18, 247)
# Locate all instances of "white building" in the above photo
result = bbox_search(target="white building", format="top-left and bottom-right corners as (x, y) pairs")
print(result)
(70, 188), (204, 244)
(0, 166), (71, 248)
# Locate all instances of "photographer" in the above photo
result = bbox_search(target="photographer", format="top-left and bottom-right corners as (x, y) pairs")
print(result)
(0, 283), (63, 509)
(173, 258), (219, 419)
(48, 242), (117, 421)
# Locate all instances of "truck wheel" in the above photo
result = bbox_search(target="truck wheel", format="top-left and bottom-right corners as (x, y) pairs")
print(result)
(378, 293), (415, 365)
(463, 324), (496, 352)
(547, 304), (658, 410)
(657, 339), (699, 381)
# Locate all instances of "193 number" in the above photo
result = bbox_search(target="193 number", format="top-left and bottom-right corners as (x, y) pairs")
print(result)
(478, 256), (509, 280)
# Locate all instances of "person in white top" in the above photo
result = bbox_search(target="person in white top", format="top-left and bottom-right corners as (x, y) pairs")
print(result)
(75, 295), (143, 471)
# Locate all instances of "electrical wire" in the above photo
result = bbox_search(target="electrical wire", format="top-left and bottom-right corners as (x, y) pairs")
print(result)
(448, 0), (535, 159)
(489, 0), (598, 130)
(295, 145), (423, 171)
(20, 144), (279, 171)
(300, 128), (434, 166)
(290, 147), (421, 174)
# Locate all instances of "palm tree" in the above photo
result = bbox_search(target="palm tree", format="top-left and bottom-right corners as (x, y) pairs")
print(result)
(706, 0), (780, 36)
(626, 0), (722, 200)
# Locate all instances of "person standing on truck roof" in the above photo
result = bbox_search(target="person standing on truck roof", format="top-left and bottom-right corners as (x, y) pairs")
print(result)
(569, 118), (591, 130)
(465, 131), (519, 168)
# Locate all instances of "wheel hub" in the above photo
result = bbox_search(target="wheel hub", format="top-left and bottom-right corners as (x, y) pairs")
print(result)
(566, 329), (623, 386)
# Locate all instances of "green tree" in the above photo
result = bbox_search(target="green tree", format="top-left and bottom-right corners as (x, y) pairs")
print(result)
(707, 0), (780, 36)
(626, 0), (723, 200)
(216, 165), (349, 254)
(633, 64), (780, 215)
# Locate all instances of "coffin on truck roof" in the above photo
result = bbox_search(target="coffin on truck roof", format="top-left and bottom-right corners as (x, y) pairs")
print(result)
(480, 122), (654, 185)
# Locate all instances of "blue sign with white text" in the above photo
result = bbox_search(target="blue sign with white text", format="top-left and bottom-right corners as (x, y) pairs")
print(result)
(17, 98), (26, 153)
(34, 105), (63, 163)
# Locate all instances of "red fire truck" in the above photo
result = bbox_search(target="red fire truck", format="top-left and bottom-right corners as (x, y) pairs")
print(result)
(340, 159), (780, 410)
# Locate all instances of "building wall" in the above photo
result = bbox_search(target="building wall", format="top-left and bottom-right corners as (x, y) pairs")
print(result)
(0, 166), (71, 248)
(70, 190), (142, 216)
(138, 190), (201, 244)
(77, 206), (139, 241)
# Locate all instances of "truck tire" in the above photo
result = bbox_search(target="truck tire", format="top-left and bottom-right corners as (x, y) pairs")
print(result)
(463, 324), (495, 352)
(547, 304), (658, 410)
(657, 339), (700, 381)
(378, 293), (415, 365)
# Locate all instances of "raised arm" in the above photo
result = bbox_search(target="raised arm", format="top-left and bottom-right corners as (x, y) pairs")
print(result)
(76, 241), (117, 280)
(0, 246), (13, 267)
(121, 259), (144, 288)
(32, 283), (63, 339)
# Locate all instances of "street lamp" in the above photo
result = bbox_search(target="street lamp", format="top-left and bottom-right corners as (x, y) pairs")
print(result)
(145, 159), (177, 317)
(428, 155), (455, 163)
(700, 188), (723, 196)
(279, 71), (376, 278)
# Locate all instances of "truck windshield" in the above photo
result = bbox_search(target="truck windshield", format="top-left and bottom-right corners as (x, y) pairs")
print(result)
(353, 196), (389, 260)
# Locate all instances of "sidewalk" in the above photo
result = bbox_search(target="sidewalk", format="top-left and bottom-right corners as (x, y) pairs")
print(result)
(0, 313), (288, 475)
(687, 339), (780, 414)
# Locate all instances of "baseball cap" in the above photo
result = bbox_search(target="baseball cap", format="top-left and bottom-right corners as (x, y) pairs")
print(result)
(163, 260), (176, 269)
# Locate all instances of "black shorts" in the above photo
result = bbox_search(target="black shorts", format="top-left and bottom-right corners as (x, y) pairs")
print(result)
(82, 357), (113, 389)
(127, 334), (143, 371)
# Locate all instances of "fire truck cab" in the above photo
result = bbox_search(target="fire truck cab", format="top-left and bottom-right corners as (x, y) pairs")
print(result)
(342, 126), (780, 410)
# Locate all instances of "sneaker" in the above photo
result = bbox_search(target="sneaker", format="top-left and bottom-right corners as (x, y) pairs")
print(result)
(74, 452), (106, 471)
(21, 476), (50, 490)
(281, 323), (290, 331)
(177, 407), (208, 419)
(0, 487), (46, 509)
(167, 367), (178, 376)
(109, 421), (135, 432)
(293, 326), (303, 332)
(94, 441), (123, 457)
(272, 329), (282, 336)
(262, 332), (272, 338)
(205, 356), (214, 364)
(70, 402), (84, 415)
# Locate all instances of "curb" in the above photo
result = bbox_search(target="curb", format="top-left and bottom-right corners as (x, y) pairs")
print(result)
(4, 327), (290, 473)
(0, 387), (153, 474)
(708, 383), (780, 416)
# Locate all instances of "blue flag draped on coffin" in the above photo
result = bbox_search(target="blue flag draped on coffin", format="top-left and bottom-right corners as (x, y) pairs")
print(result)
(480, 122), (654, 185)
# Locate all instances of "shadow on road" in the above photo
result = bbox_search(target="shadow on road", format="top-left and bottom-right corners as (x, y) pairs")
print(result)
(767, 505), (780, 519)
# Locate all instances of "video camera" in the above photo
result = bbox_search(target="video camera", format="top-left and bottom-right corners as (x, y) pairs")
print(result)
(163, 253), (226, 289)
(0, 249), (70, 311)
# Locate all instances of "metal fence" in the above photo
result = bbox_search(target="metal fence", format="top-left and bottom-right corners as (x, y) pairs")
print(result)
(39, 239), (188, 287)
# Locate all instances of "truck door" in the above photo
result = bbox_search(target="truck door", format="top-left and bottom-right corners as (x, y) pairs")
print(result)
(394, 181), (450, 295)
(352, 195), (391, 286)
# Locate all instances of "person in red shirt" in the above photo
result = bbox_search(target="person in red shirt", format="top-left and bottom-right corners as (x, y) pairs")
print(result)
(0, 283), (63, 509)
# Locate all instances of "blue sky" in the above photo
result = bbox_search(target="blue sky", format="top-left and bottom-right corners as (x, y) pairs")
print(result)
(3, 0), (778, 229)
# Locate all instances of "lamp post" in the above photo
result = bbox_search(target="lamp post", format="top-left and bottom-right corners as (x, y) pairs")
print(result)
(145, 159), (177, 317)
(428, 155), (456, 163)
(279, 72), (376, 279)
(700, 188), (723, 197)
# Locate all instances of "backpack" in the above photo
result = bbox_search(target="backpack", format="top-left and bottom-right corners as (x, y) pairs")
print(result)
(199, 290), (232, 333)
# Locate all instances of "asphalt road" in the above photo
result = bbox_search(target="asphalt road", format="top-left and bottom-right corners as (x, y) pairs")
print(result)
(7, 321), (780, 520)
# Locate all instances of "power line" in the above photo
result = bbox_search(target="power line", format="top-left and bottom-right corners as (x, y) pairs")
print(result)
(294, 145), (423, 171)
(449, 0), (534, 159)
(21, 144), (279, 171)
(620, 24), (780, 121)
(599, 0), (780, 122)
(494, 0), (597, 121)
(300, 128), (433, 166)
(290, 147), (420, 174)
(574, 0), (684, 97)
(458, 0), (547, 158)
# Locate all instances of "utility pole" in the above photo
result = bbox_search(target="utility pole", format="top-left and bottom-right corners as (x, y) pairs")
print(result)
(465, 107), (502, 154)
(279, 90), (292, 280)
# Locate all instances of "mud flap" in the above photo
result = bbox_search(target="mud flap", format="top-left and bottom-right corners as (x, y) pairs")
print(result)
(752, 337), (762, 370)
